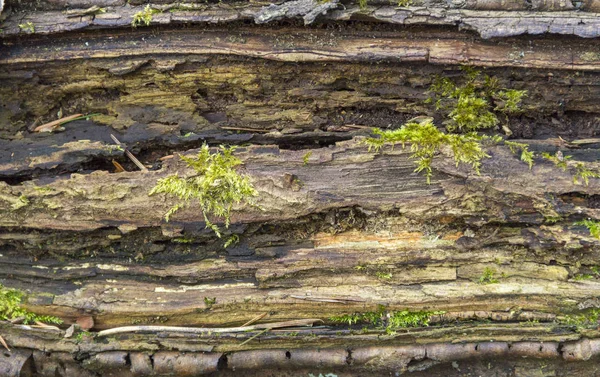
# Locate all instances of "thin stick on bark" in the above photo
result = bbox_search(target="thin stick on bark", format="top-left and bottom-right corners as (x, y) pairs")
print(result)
(0, 334), (10, 352)
(238, 328), (269, 347)
(33, 114), (83, 133)
(97, 319), (322, 337)
(241, 313), (268, 327)
(110, 134), (149, 172)
(221, 126), (271, 133)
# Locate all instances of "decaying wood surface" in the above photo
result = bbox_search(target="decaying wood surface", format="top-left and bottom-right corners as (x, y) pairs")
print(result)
(2, 0), (600, 375)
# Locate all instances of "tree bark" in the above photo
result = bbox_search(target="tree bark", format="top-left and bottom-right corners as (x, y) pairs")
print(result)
(1, 0), (600, 375)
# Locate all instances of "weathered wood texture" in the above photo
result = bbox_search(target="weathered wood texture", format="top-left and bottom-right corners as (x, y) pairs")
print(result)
(2, 0), (600, 375)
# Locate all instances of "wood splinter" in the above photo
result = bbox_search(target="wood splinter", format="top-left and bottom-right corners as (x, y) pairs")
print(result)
(110, 134), (149, 173)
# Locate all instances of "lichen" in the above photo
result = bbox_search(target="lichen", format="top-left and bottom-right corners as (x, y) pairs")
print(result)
(149, 144), (258, 237)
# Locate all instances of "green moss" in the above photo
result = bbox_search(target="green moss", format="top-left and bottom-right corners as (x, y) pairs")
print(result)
(149, 144), (258, 237)
(0, 285), (62, 325)
(504, 141), (534, 169)
(329, 306), (445, 333)
(358, 0), (368, 9)
(573, 163), (600, 186)
(365, 121), (489, 183)
(427, 67), (526, 132)
(132, 5), (159, 28)
(575, 219), (600, 239)
(204, 297), (216, 309)
(541, 151), (571, 171)
(397, 0), (413, 5)
(224, 234), (239, 248)
(375, 271), (392, 280)
(560, 309), (600, 330)
(574, 274), (594, 281)
(478, 267), (499, 284)
(11, 195), (29, 211)
(302, 151), (312, 166)
(18, 22), (35, 33)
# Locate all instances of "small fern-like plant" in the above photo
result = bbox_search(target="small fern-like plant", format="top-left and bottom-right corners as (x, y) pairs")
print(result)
(132, 5), (158, 27)
(150, 144), (258, 237)
(576, 219), (600, 239)
(0, 285), (62, 325)
(365, 121), (489, 183)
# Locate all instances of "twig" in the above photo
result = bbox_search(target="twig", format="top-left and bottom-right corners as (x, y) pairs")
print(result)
(290, 295), (366, 303)
(570, 138), (600, 145)
(343, 124), (372, 129)
(112, 160), (126, 173)
(241, 312), (268, 327)
(110, 134), (148, 173)
(221, 126), (271, 133)
(0, 334), (9, 352)
(97, 318), (322, 337)
(238, 328), (269, 347)
(33, 114), (83, 133)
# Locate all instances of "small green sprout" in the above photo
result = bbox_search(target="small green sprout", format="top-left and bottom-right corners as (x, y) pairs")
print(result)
(0, 284), (62, 325)
(224, 234), (239, 248)
(573, 163), (600, 186)
(132, 5), (159, 28)
(574, 274), (594, 281)
(204, 297), (216, 308)
(19, 22), (35, 33)
(478, 267), (499, 284)
(504, 141), (534, 169)
(375, 271), (392, 280)
(302, 151), (312, 166)
(365, 121), (489, 184)
(397, 0), (413, 6)
(358, 0), (367, 9)
(575, 219), (600, 239)
(149, 144), (258, 237)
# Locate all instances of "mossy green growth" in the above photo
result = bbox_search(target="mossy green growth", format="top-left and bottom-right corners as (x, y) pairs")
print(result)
(365, 121), (489, 183)
(541, 151), (571, 171)
(329, 306), (445, 333)
(573, 163), (600, 186)
(18, 22), (35, 33)
(132, 5), (159, 28)
(11, 195), (29, 211)
(358, 0), (368, 9)
(149, 144), (258, 237)
(560, 309), (600, 330)
(504, 141), (534, 169)
(478, 267), (499, 284)
(0, 285), (62, 325)
(427, 66), (526, 132)
(575, 219), (600, 239)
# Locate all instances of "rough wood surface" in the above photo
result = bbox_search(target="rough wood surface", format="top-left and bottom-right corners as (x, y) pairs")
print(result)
(2, 0), (600, 375)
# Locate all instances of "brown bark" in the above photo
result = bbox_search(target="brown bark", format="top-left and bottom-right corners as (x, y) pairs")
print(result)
(2, 0), (600, 375)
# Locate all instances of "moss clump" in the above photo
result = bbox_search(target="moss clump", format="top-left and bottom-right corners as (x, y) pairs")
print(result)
(576, 219), (600, 239)
(541, 151), (571, 171)
(150, 144), (257, 237)
(365, 121), (489, 183)
(427, 67), (526, 133)
(132, 5), (159, 28)
(18, 22), (35, 33)
(329, 306), (444, 334)
(504, 141), (534, 169)
(0, 285), (62, 325)
(560, 309), (600, 330)
(573, 163), (600, 186)
(478, 267), (499, 284)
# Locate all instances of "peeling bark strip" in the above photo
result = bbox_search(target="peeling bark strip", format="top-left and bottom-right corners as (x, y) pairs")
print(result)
(3, 0), (600, 375)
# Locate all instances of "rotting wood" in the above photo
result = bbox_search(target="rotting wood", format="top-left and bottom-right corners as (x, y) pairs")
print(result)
(2, 0), (600, 375)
